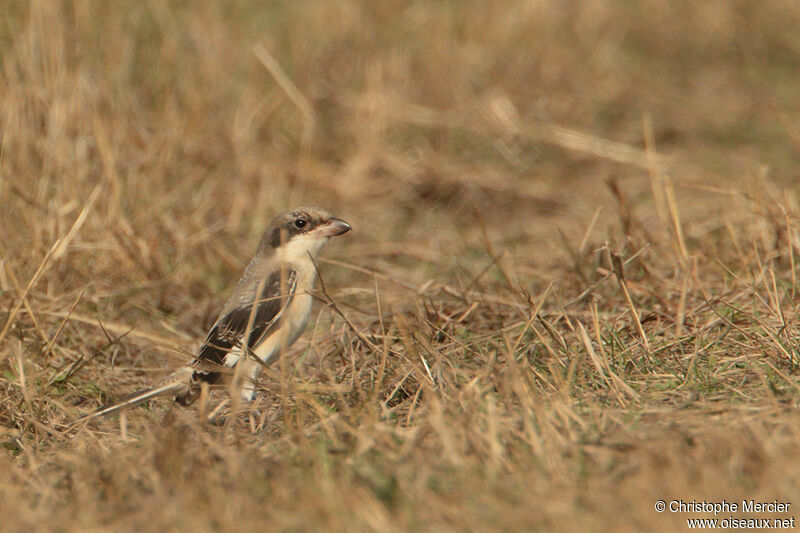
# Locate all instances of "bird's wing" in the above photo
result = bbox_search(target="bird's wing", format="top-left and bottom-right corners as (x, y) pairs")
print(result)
(194, 267), (298, 373)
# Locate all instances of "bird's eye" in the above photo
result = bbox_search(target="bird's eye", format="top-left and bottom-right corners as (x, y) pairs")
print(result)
(294, 219), (307, 229)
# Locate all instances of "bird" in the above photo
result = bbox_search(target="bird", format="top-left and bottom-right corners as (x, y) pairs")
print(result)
(81, 207), (351, 421)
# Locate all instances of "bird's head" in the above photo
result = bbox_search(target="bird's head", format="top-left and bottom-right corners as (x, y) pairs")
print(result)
(263, 207), (351, 262)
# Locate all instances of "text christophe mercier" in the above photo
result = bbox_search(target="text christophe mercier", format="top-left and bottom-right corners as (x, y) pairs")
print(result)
(669, 500), (791, 515)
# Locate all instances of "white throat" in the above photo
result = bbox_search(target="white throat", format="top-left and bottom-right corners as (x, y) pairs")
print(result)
(275, 233), (328, 265)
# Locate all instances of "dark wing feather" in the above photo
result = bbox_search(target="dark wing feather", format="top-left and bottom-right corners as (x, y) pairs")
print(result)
(192, 268), (297, 383)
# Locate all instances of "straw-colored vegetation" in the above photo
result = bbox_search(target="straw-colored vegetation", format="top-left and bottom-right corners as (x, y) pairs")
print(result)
(2, 1), (800, 531)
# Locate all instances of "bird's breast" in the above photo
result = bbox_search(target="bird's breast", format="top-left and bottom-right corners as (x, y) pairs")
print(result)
(286, 290), (313, 345)
(249, 288), (313, 365)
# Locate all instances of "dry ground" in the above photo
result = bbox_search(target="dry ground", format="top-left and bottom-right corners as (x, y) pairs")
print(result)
(2, 1), (800, 531)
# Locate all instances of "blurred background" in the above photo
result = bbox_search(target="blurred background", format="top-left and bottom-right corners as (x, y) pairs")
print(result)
(3, 0), (799, 299)
(2, 1), (800, 531)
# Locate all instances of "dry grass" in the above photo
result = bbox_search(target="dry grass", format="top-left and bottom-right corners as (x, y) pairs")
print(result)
(2, 1), (800, 531)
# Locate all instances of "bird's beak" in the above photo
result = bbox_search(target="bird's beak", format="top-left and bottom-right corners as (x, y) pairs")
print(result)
(318, 217), (351, 237)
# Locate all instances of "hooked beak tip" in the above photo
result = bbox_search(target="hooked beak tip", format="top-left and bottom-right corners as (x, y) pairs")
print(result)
(321, 217), (351, 237)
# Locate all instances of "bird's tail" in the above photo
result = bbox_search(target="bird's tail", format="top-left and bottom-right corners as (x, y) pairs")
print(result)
(74, 367), (193, 425)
